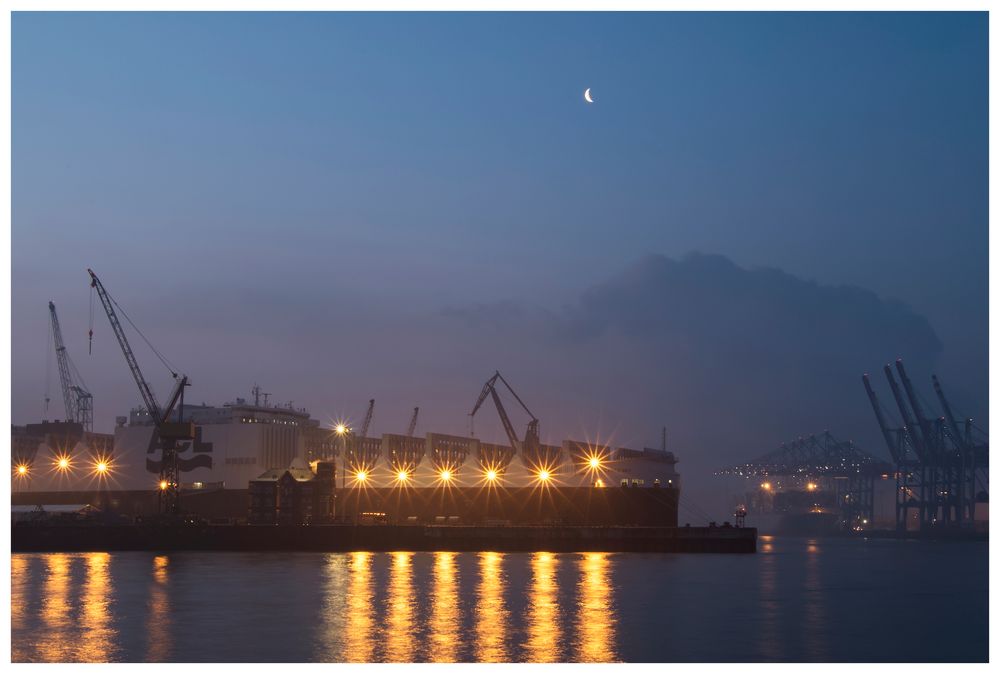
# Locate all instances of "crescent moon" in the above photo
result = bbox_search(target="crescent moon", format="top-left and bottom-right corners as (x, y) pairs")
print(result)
(584, 88), (594, 104)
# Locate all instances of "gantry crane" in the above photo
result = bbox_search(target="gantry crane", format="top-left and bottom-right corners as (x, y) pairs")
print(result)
(864, 359), (988, 531)
(88, 269), (193, 515)
(48, 301), (94, 432)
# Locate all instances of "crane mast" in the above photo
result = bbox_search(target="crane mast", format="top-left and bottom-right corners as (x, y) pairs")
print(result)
(359, 399), (375, 438)
(88, 269), (191, 515)
(406, 406), (419, 437)
(48, 301), (93, 432)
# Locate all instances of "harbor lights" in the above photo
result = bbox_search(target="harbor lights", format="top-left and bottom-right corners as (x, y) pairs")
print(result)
(439, 469), (453, 483)
(485, 469), (498, 483)
(396, 469), (410, 483)
(53, 454), (72, 473)
(333, 422), (349, 489)
(355, 470), (368, 484)
(14, 463), (29, 477)
(588, 456), (601, 469)
(537, 469), (551, 483)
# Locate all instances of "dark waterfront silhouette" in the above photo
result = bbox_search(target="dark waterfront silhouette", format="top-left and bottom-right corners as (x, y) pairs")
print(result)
(11, 537), (987, 663)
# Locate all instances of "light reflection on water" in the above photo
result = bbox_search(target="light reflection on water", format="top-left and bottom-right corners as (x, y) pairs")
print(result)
(342, 551), (375, 662)
(576, 552), (616, 662)
(146, 555), (171, 662)
(78, 553), (117, 662)
(429, 551), (459, 662)
(384, 551), (415, 662)
(475, 551), (508, 662)
(39, 553), (73, 661)
(525, 551), (562, 662)
(10, 540), (987, 663)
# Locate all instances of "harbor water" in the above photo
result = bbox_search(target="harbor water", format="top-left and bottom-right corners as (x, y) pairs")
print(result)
(10, 535), (988, 662)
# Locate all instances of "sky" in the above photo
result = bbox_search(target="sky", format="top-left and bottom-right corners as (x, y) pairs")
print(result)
(11, 12), (988, 515)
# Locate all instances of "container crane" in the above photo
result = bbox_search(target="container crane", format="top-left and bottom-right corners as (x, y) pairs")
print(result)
(932, 375), (971, 454)
(406, 406), (419, 437)
(469, 371), (541, 458)
(895, 359), (940, 461)
(883, 364), (927, 462)
(863, 373), (901, 463)
(88, 268), (193, 515)
(48, 301), (94, 432)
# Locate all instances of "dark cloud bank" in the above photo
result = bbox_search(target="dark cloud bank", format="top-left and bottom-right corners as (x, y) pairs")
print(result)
(431, 252), (955, 513)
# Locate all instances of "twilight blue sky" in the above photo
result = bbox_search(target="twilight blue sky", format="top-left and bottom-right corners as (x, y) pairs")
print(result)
(11, 12), (988, 510)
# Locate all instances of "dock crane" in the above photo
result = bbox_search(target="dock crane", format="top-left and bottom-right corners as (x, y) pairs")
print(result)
(48, 301), (94, 432)
(406, 406), (419, 437)
(932, 375), (972, 455)
(88, 269), (193, 516)
(863, 373), (901, 464)
(883, 364), (927, 462)
(470, 371), (541, 458)
(359, 399), (375, 438)
(895, 359), (940, 462)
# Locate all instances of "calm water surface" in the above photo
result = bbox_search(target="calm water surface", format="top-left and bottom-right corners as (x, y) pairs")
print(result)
(10, 536), (987, 662)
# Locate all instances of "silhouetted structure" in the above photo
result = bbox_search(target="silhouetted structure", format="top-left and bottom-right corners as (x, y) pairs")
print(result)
(718, 430), (891, 529)
(248, 460), (336, 525)
(863, 359), (988, 533)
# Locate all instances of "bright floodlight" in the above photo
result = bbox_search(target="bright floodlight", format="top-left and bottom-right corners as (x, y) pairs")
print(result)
(761, 482), (772, 491)
(335, 424), (347, 435)
(159, 480), (169, 490)
(538, 469), (551, 482)
(485, 469), (498, 482)
(96, 461), (109, 474)
(355, 470), (367, 482)
(56, 456), (71, 471)
(588, 456), (601, 469)
(16, 464), (28, 476)
(440, 469), (452, 482)
(397, 470), (409, 482)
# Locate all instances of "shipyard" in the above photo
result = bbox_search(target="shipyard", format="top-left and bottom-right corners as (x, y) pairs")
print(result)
(11, 271), (757, 553)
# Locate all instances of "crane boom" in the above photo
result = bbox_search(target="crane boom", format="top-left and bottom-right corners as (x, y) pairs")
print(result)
(88, 268), (190, 516)
(48, 301), (94, 432)
(359, 399), (375, 438)
(895, 359), (938, 460)
(88, 269), (166, 426)
(406, 406), (419, 437)
(932, 374), (970, 454)
(863, 373), (901, 463)
(883, 364), (926, 462)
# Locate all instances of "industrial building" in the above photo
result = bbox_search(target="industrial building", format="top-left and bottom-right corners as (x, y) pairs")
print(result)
(248, 459), (336, 525)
